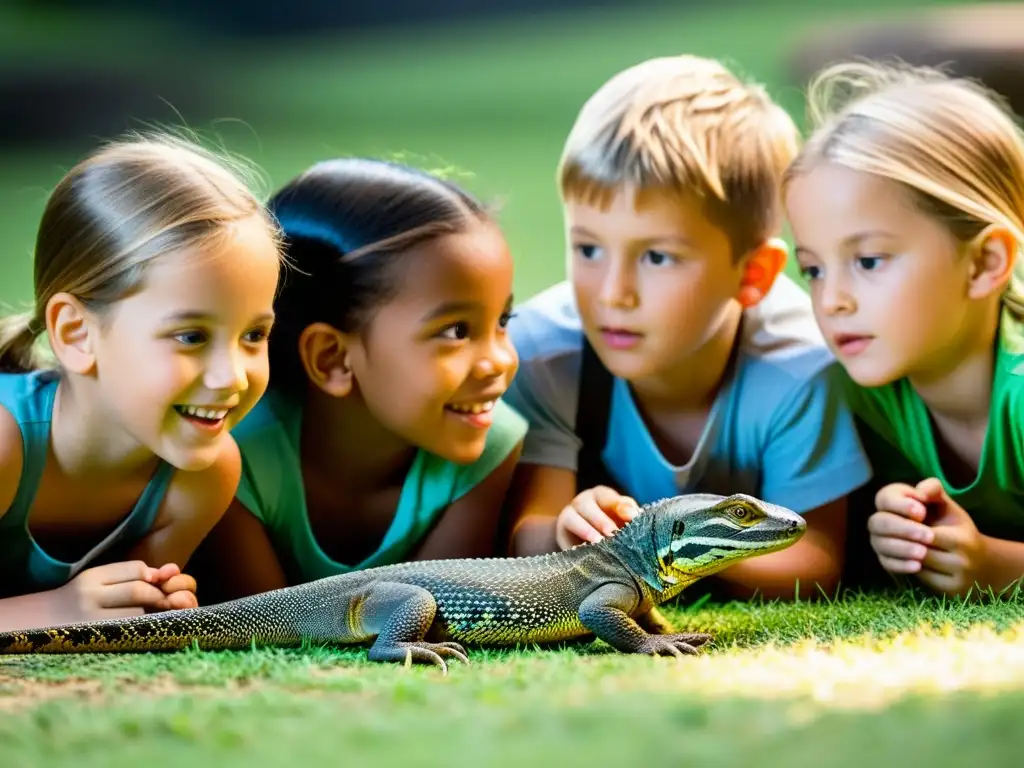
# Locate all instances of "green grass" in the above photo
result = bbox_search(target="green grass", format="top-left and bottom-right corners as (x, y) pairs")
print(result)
(3, 589), (1024, 766)
(0, 1), (1014, 764)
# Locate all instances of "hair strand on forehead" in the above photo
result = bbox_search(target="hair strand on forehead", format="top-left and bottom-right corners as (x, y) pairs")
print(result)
(0, 131), (284, 375)
(266, 157), (492, 396)
(558, 54), (801, 259)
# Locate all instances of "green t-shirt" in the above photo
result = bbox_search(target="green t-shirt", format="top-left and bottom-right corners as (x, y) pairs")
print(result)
(232, 390), (527, 584)
(842, 310), (1024, 541)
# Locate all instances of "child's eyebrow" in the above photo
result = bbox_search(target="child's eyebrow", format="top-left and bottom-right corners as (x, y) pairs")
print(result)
(842, 230), (897, 246)
(160, 311), (275, 325)
(420, 301), (482, 322)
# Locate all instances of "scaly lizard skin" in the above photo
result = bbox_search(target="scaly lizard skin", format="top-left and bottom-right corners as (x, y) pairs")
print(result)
(0, 493), (804, 671)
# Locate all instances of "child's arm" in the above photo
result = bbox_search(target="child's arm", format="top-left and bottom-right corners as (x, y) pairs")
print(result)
(185, 498), (289, 603)
(505, 463), (575, 556)
(0, 407), (183, 630)
(505, 465), (637, 556)
(123, 437), (245, 608)
(0, 561), (186, 632)
(412, 445), (522, 561)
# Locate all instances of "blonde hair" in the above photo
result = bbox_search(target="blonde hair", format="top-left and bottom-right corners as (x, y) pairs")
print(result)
(784, 59), (1024, 318)
(0, 134), (283, 372)
(558, 54), (800, 257)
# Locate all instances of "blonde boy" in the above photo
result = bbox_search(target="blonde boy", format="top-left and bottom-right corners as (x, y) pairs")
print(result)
(503, 55), (872, 599)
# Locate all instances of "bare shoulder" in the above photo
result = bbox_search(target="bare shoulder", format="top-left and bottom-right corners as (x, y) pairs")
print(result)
(0, 404), (24, 522)
(156, 437), (243, 528)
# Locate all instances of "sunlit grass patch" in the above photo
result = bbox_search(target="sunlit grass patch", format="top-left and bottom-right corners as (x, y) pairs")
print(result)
(1, 590), (1023, 766)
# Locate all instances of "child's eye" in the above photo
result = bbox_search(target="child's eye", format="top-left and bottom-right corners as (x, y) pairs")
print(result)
(642, 250), (675, 267)
(574, 244), (600, 260)
(174, 331), (207, 346)
(499, 310), (516, 329)
(439, 322), (470, 341)
(798, 264), (822, 281)
(857, 255), (886, 271)
(243, 328), (269, 344)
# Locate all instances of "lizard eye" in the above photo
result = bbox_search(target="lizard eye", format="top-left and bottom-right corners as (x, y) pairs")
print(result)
(730, 506), (750, 521)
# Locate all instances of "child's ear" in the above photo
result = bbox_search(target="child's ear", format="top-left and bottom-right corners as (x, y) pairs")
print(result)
(967, 225), (1017, 300)
(736, 237), (787, 309)
(298, 323), (355, 397)
(45, 292), (95, 375)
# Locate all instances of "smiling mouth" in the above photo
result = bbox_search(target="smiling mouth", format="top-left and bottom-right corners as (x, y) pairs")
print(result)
(446, 400), (496, 416)
(174, 404), (232, 430)
(445, 399), (498, 429)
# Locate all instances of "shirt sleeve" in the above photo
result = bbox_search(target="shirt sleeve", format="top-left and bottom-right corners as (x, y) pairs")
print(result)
(502, 321), (585, 472)
(759, 362), (875, 514)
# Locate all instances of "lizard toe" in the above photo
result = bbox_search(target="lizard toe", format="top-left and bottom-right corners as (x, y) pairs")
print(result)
(368, 642), (450, 671)
(669, 632), (713, 647)
(640, 637), (702, 658)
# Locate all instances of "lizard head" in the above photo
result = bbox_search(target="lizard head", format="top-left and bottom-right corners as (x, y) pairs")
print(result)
(619, 493), (806, 592)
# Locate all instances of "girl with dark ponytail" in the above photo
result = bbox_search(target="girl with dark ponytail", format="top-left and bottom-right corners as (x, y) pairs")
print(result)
(196, 158), (526, 600)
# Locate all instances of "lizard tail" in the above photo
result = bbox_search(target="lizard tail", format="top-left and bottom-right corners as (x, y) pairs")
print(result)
(0, 586), (322, 654)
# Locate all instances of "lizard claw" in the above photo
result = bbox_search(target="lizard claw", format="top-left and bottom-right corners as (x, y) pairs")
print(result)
(368, 641), (471, 672)
(666, 632), (713, 647)
(637, 633), (712, 658)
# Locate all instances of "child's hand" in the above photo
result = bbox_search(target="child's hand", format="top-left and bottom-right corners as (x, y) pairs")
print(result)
(54, 561), (185, 622)
(555, 485), (640, 550)
(870, 478), (986, 596)
(150, 569), (199, 611)
(868, 482), (935, 574)
(911, 478), (986, 597)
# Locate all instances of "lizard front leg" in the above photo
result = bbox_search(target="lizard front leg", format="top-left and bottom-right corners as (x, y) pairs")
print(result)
(578, 584), (712, 658)
(360, 582), (470, 673)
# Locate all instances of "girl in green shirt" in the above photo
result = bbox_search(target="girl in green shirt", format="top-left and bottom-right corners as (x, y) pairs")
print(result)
(195, 159), (527, 601)
(783, 60), (1024, 598)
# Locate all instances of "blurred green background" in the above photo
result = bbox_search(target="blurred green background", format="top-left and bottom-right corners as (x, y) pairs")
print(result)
(0, 0), (966, 312)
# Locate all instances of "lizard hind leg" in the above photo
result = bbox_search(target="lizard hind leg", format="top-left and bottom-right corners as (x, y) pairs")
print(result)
(361, 582), (469, 674)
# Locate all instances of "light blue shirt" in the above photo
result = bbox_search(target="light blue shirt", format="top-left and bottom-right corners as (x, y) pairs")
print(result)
(504, 276), (872, 514)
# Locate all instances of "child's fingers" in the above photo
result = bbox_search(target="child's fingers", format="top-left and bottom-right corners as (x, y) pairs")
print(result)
(97, 580), (171, 610)
(870, 533), (928, 562)
(876, 553), (923, 574)
(867, 511), (934, 545)
(614, 496), (640, 522)
(920, 547), (961, 577)
(93, 560), (162, 586)
(153, 590), (200, 611)
(157, 573), (197, 596)
(590, 486), (636, 523)
(575, 496), (621, 537)
(915, 477), (947, 503)
(875, 492), (929, 522)
(559, 509), (603, 545)
(151, 563), (182, 582)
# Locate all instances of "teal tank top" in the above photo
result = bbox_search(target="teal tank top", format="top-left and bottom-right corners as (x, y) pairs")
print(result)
(0, 370), (176, 598)
(232, 389), (528, 585)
